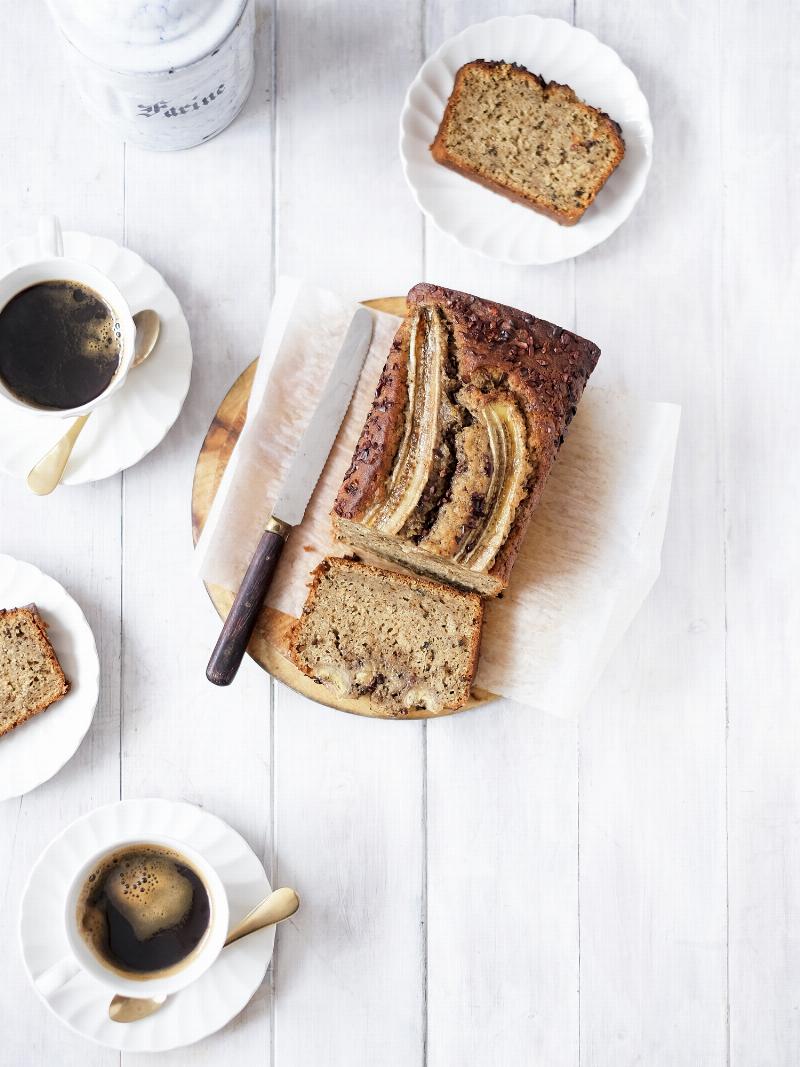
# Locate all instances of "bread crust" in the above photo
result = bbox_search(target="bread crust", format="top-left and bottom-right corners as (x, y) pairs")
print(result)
(430, 60), (626, 226)
(334, 321), (411, 521)
(288, 556), (483, 713)
(0, 606), (70, 738)
(332, 284), (600, 593)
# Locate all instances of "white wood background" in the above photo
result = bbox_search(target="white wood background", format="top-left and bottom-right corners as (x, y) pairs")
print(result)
(0, 1), (796, 1063)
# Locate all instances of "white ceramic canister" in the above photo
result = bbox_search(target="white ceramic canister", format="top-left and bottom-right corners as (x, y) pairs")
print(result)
(46, 0), (256, 151)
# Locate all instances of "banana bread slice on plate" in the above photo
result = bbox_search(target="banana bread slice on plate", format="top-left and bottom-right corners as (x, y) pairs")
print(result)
(332, 283), (599, 596)
(0, 607), (69, 737)
(431, 60), (625, 225)
(288, 556), (483, 717)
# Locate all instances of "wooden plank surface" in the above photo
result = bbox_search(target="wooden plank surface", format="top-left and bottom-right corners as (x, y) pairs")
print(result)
(0, 5), (123, 1065)
(574, 2), (729, 1064)
(270, 2), (427, 1065)
(422, 4), (581, 1065)
(0, 0), (798, 1064)
(723, 4), (800, 1066)
(118, 5), (277, 1064)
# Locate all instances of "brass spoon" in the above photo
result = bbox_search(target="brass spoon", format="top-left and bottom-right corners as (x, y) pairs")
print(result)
(108, 886), (300, 1024)
(26, 309), (161, 496)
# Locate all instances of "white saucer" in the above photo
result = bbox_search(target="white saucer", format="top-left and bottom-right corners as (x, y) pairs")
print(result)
(0, 554), (99, 801)
(20, 799), (274, 1052)
(400, 15), (653, 265)
(0, 231), (192, 484)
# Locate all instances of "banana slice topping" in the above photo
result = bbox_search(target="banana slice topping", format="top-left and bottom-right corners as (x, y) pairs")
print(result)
(365, 306), (445, 534)
(456, 398), (529, 571)
(362, 307), (529, 573)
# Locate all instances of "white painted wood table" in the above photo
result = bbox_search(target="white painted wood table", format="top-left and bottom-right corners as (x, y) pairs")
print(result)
(0, 1), (797, 1063)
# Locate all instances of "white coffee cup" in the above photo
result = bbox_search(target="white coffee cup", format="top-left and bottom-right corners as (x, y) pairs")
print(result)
(34, 835), (230, 1000)
(0, 216), (137, 419)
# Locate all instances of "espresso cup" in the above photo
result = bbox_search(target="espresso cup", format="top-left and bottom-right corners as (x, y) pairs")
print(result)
(34, 834), (229, 1000)
(0, 216), (137, 418)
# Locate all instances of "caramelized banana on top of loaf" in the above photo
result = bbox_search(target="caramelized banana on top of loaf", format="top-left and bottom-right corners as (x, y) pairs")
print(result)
(332, 283), (600, 597)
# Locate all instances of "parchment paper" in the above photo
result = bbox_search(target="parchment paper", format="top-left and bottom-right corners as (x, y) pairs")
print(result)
(195, 277), (680, 718)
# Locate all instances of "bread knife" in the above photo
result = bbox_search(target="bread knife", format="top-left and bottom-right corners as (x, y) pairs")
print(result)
(206, 307), (374, 686)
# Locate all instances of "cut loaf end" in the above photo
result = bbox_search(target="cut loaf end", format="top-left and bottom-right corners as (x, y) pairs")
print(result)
(331, 515), (505, 597)
(288, 556), (483, 717)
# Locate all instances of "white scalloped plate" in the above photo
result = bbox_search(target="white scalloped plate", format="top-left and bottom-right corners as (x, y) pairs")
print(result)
(400, 15), (653, 265)
(20, 799), (273, 1052)
(0, 231), (192, 484)
(0, 554), (99, 801)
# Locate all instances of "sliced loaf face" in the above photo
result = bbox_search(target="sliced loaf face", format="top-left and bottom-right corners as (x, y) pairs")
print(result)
(431, 60), (625, 225)
(0, 607), (69, 737)
(288, 557), (483, 717)
(332, 284), (600, 596)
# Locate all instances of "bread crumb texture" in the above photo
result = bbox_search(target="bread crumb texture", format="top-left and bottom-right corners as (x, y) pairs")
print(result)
(289, 557), (482, 716)
(0, 608), (69, 737)
(431, 60), (625, 224)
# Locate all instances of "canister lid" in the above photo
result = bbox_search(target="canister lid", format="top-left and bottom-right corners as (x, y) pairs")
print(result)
(47, 0), (249, 75)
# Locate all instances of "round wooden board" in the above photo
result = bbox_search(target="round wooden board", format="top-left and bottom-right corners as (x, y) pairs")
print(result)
(191, 297), (494, 719)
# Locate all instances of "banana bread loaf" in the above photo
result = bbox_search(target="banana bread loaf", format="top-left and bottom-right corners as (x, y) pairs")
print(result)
(289, 556), (483, 716)
(431, 60), (625, 225)
(0, 606), (69, 737)
(332, 283), (600, 596)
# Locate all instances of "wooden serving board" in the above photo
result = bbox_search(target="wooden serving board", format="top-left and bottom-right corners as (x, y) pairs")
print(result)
(191, 297), (494, 719)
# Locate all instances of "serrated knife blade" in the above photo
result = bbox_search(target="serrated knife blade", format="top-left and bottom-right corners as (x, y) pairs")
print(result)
(272, 306), (373, 526)
(207, 306), (374, 686)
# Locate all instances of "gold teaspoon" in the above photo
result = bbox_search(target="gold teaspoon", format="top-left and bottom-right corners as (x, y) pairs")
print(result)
(26, 309), (161, 496)
(108, 886), (300, 1024)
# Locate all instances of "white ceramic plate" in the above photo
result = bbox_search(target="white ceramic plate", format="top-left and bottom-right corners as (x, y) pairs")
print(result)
(0, 231), (192, 484)
(20, 798), (274, 1053)
(400, 15), (653, 265)
(0, 554), (99, 801)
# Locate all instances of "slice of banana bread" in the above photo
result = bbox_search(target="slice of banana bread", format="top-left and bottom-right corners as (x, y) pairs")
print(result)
(431, 60), (625, 225)
(0, 607), (69, 737)
(288, 557), (483, 716)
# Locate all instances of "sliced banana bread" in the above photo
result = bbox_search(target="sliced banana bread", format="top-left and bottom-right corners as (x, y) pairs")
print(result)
(431, 60), (625, 225)
(332, 283), (599, 596)
(288, 557), (483, 716)
(0, 607), (69, 737)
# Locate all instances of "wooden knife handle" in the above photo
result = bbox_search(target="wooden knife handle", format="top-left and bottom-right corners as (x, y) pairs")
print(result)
(206, 519), (289, 686)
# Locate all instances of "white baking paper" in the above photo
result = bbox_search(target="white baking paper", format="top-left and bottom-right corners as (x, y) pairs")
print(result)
(195, 277), (680, 718)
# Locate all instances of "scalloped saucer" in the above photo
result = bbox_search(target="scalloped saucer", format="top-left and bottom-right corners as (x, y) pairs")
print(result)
(400, 15), (653, 265)
(0, 554), (99, 801)
(0, 231), (192, 484)
(20, 799), (273, 1052)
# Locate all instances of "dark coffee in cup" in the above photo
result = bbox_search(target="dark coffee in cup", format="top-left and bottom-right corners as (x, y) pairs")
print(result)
(76, 844), (212, 978)
(0, 280), (121, 409)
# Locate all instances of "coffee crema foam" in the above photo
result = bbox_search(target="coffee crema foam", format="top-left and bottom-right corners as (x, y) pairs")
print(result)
(77, 844), (212, 978)
(46, 282), (120, 362)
